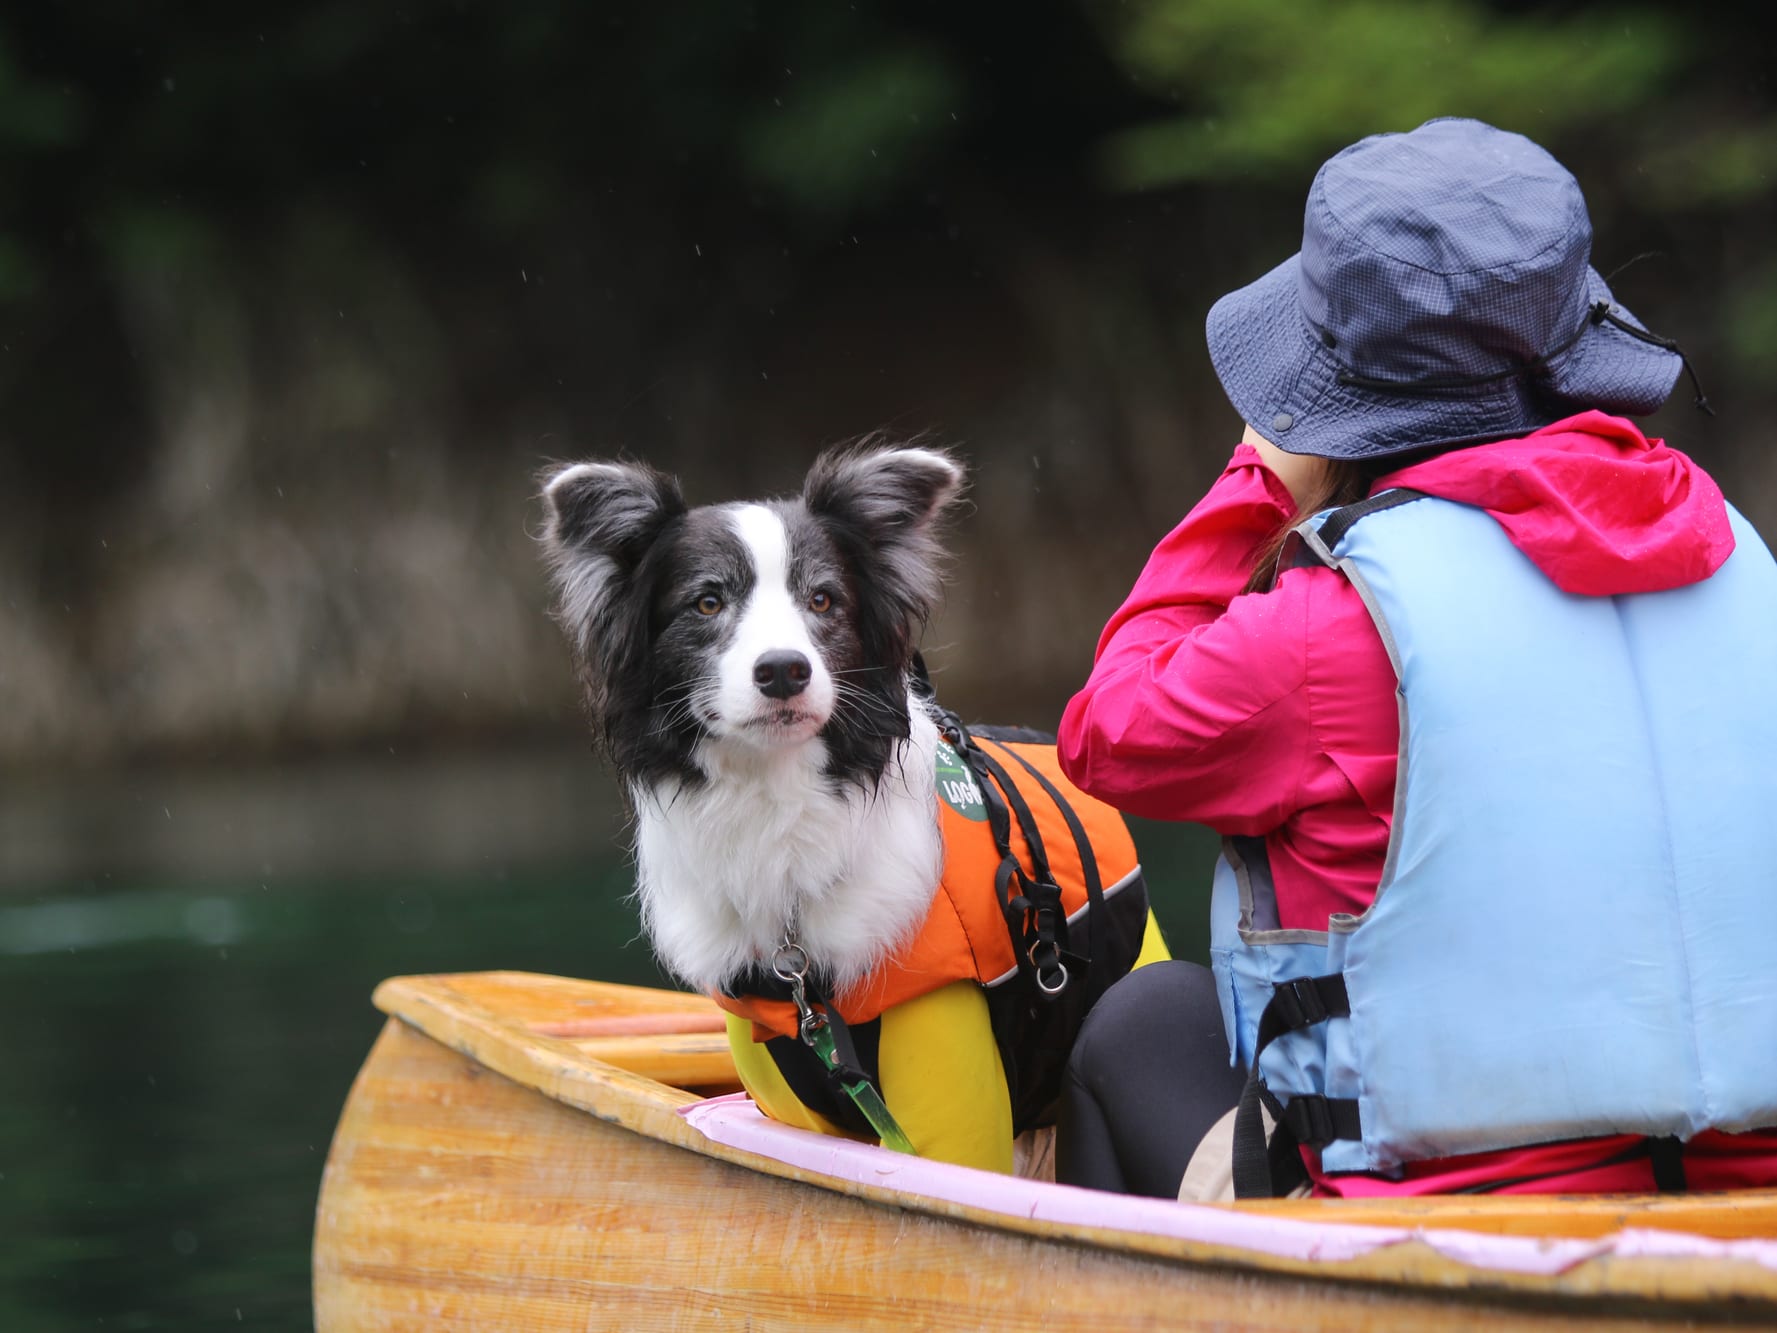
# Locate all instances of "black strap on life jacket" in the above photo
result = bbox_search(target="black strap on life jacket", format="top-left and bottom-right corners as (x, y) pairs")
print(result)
(1230, 973), (1357, 1199)
(910, 653), (1146, 1132)
(1286, 488), (1429, 572)
(992, 742), (1111, 1006)
(966, 739), (1071, 994)
(1648, 1135), (1689, 1193)
(911, 652), (1100, 1003)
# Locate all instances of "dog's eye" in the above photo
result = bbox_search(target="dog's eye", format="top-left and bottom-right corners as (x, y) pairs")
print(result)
(808, 591), (833, 614)
(695, 594), (723, 616)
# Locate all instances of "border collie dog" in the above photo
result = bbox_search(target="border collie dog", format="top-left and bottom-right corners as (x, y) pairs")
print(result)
(538, 445), (965, 997)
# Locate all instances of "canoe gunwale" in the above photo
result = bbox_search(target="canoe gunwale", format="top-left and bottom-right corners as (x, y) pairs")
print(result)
(361, 970), (1777, 1312)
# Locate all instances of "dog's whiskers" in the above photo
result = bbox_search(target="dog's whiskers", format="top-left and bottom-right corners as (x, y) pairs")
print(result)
(647, 680), (715, 734)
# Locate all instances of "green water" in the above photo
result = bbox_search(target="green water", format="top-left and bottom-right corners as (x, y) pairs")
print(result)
(0, 778), (1216, 1332)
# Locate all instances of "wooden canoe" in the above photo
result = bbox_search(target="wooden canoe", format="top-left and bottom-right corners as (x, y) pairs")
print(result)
(312, 971), (1777, 1330)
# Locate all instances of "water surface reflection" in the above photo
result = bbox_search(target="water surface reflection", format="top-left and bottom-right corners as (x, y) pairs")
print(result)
(0, 750), (1214, 1330)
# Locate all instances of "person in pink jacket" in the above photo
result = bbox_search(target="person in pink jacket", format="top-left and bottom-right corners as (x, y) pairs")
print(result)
(1052, 118), (1777, 1200)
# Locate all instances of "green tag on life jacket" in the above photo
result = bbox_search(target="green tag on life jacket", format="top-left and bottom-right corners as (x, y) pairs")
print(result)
(935, 740), (987, 822)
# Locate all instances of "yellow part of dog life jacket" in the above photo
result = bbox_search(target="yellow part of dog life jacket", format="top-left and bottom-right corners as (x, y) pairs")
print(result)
(728, 917), (1171, 1173)
(726, 980), (1016, 1171)
(714, 731), (1160, 1154)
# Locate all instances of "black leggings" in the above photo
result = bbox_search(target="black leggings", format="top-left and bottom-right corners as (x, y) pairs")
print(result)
(1055, 960), (1247, 1197)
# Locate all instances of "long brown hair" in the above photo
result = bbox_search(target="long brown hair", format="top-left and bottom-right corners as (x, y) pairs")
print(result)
(1242, 458), (1378, 594)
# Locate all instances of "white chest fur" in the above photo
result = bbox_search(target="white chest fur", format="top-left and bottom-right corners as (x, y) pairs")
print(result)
(630, 706), (946, 995)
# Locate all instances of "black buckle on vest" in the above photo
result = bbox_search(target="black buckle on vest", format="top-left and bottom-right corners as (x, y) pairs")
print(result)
(1279, 1093), (1362, 1148)
(1275, 977), (1326, 1028)
(1272, 975), (1347, 1031)
(1288, 1095), (1335, 1147)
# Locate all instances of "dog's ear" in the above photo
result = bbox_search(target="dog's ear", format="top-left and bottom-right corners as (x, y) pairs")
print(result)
(537, 459), (685, 658)
(803, 445), (966, 551)
(803, 443), (967, 658)
(541, 460), (684, 569)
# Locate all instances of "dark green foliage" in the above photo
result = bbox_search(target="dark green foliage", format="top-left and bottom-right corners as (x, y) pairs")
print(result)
(1091, 0), (1687, 186)
(0, 0), (1770, 765)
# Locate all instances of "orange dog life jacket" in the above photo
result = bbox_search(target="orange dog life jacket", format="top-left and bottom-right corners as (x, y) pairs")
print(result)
(715, 724), (1152, 1134)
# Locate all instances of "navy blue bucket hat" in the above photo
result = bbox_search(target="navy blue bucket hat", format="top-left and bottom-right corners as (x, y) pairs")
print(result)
(1207, 117), (1688, 460)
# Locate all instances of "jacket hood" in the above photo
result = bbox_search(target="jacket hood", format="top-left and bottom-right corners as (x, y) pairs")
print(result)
(1375, 411), (1734, 596)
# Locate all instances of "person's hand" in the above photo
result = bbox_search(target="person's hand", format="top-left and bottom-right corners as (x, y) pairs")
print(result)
(1241, 422), (1328, 513)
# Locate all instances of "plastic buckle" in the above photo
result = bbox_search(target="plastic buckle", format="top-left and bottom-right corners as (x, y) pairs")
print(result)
(1290, 1095), (1334, 1146)
(1274, 977), (1327, 1030)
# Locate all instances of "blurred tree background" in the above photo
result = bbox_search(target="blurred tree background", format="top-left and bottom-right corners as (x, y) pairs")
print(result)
(2, 4), (1774, 1326)
(3, 0), (1772, 773)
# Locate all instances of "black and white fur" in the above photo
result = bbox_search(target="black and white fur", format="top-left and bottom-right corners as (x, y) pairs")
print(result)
(538, 444), (967, 996)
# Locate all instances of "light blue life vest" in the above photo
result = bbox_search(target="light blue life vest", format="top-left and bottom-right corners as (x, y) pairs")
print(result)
(1210, 489), (1777, 1182)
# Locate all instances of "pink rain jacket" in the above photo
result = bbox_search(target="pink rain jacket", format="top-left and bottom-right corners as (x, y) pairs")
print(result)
(1060, 411), (1777, 1195)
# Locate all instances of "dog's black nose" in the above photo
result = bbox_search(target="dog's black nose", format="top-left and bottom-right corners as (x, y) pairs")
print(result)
(753, 650), (812, 699)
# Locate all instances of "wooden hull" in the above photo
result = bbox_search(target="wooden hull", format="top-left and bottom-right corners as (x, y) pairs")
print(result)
(313, 973), (1777, 1330)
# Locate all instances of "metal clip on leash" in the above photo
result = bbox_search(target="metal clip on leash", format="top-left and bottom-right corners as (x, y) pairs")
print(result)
(771, 940), (916, 1155)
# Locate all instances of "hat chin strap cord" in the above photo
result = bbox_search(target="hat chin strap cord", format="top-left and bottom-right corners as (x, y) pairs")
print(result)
(1332, 301), (1715, 417)
(1590, 303), (1716, 417)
